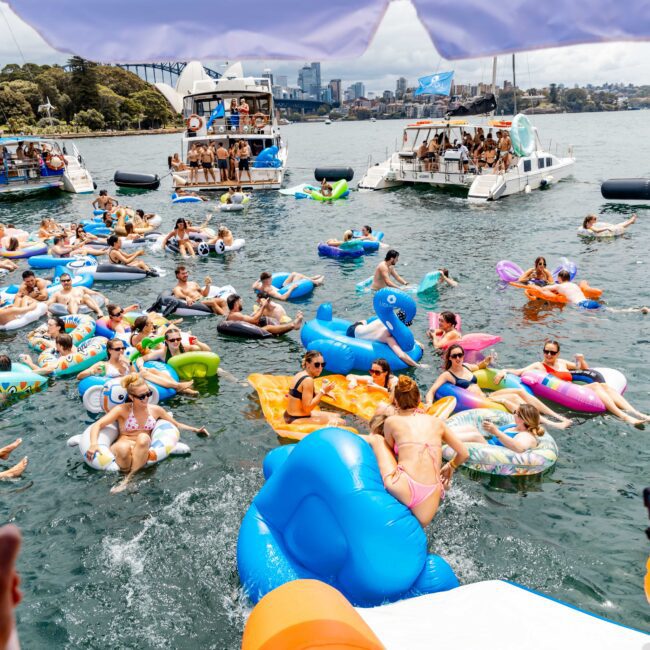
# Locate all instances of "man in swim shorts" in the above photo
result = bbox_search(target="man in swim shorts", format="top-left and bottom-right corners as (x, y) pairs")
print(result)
(237, 140), (252, 184)
(371, 250), (409, 291)
(14, 270), (49, 307)
(546, 270), (599, 308)
(252, 271), (324, 302)
(172, 265), (227, 315)
(216, 142), (229, 183)
(200, 145), (216, 184)
(187, 144), (200, 185)
(47, 273), (105, 318)
(226, 294), (302, 335)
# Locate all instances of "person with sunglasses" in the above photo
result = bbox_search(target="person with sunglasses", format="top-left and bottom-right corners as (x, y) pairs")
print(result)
(161, 218), (201, 257)
(136, 327), (210, 365)
(104, 303), (140, 336)
(517, 256), (554, 286)
(225, 294), (303, 335)
(284, 351), (343, 426)
(85, 374), (209, 494)
(48, 273), (106, 318)
(347, 358), (397, 397)
(425, 344), (573, 429)
(493, 340), (650, 425)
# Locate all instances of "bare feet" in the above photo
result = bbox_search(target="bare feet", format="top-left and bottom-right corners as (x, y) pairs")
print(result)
(293, 311), (304, 329)
(110, 476), (132, 494)
(554, 418), (573, 430)
(178, 381), (199, 397)
(311, 275), (325, 286)
(0, 438), (22, 460)
(622, 414), (644, 426)
(629, 213), (637, 225)
(0, 457), (28, 480)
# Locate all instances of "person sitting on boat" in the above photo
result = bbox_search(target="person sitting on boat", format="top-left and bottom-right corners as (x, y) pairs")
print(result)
(582, 213), (637, 235)
(107, 235), (157, 276)
(14, 270), (49, 306)
(326, 230), (354, 247)
(226, 294), (302, 334)
(371, 249), (409, 291)
(47, 272), (105, 318)
(426, 311), (461, 349)
(347, 358), (398, 397)
(452, 403), (545, 453)
(253, 271), (324, 301)
(284, 350), (343, 426)
(425, 344), (573, 429)
(92, 189), (118, 211)
(86, 373), (209, 494)
(518, 257), (554, 286)
(493, 339), (650, 426)
(172, 266), (227, 315)
(19, 333), (76, 375)
(170, 153), (187, 172)
(545, 270), (599, 307)
(320, 179), (333, 197)
(367, 375), (469, 527)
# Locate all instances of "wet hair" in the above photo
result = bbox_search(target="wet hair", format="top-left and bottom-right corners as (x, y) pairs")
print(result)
(557, 269), (571, 282)
(439, 311), (457, 328)
(371, 358), (392, 388)
(56, 333), (73, 351)
(583, 214), (597, 228)
(7, 237), (19, 251)
(22, 270), (35, 280)
(440, 268), (450, 278)
(0, 355), (11, 372)
(175, 218), (188, 228)
(534, 256), (547, 268)
(444, 344), (465, 370)
(121, 373), (147, 395)
(301, 350), (323, 368)
(53, 235), (64, 245)
(174, 265), (187, 278)
(48, 316), (66, 333)
(99, 190), (107, 196)
(393, 375), (420, 410)
(516, 404), (545, 438)
(362, 225), (372, 234)
(164, 327), (181, 341)
(217, 226), (229, 237)
(385, 249), (399, 262)
(136, 209), (144, 218)
(259, 271), (272, 281)
(543, 339), (560, 352)
(107, 235), (118, 247)
(226, 293), (241, 310)
(132, 315), (149, 332)
(256, 290), (270, 300)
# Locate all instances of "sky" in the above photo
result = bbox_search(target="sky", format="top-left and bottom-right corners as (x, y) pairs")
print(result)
(1, 0), (649, 94)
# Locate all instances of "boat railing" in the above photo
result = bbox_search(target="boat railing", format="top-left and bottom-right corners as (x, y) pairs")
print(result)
(202, 113), (273, 137)
(1, 157), (43, 183)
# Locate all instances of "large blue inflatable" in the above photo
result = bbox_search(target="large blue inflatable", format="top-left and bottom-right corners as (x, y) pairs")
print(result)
(300, 287), (423, 373)
(237, 428), (459, 606)
(270, 272), (314, 300)
(253, 145), (282, 168)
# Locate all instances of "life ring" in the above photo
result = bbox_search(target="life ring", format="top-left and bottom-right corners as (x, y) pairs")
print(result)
(253, 113), (268, 129)
(46, 155), (65, 171)
(186, 114), (204, 132)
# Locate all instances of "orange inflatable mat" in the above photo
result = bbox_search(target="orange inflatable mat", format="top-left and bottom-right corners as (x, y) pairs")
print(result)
(242, 579), (384, 650)
(510, 281), (602, 304)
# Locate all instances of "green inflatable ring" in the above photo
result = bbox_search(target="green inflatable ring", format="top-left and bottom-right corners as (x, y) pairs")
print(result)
(510, 114), (535, 157)
(167, 351), (220, 380)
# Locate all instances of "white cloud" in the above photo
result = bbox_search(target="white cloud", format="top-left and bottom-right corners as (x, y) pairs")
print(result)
(1, 0), (650, 93)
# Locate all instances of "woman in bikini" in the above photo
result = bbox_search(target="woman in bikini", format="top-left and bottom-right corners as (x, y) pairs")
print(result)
(493, 339), (650, 426)
(518, 256), (554, 286)
(103, 303), (140, 338)
(426, 311), (462, 350)
(86, 374), (208, 493)
(284, 350), (344, 426)
(347, 358), (398, 398)
(161, 218), (201, 257)
(425, 344), (573, 429)
(367, 375), (468, 527)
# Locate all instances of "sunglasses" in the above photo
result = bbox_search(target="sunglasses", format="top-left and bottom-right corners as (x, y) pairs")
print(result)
(109, 346), (125, 352)
(111, 311), (124, 318)
(133, 391), (153, 401)
(61, 279), (71, 283)
(166, 337), (181, 343)
(369, 368), (384, 375)
(543, 349), (559, 355)
(450, 352), (464, 359)
(312, 361), (326, 369)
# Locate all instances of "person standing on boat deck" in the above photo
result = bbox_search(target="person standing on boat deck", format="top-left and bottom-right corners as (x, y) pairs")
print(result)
(496, 130), (512, 173)
(457, 141), (470, 173)
(371, 250), (409, 291)
(200, 145), (216, 184)
(417, 140), (429, 171)
(216, 142), (229, 183)
(187, 143), (200, 185)
(238, 140), (252, 184)
(427, 138), (439, 172)
(228, 142), (238, 181)
(15, 142), (25, 160)
(238, 98), (250, 130)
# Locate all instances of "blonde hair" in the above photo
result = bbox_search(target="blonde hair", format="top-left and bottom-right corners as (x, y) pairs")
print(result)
(121, 373), (147, 394)
(343, 230), (353, 241)
(393, 375), (420, 410)
(517, 404), (544, 437)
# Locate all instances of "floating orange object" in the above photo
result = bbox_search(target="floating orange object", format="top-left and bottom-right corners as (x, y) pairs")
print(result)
(242, 579), (384, 650)
(510, 281), (602, 304)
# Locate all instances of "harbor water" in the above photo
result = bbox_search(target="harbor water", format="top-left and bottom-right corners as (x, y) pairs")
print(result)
(1, 111), (649, 647)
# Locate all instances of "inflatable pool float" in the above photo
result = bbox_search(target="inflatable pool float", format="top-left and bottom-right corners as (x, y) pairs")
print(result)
(445, 408), (558, 476)
(356, 270), (442, 294)
(301, 288), (423, 373)
(496, 258), (577, 284)
(0, 301), (48, 331)
(171, 192), (202, 203)
(67, 419), (189, 471)
(510, 113), (536, 156)
(253, 145), (281, 169)
(167, 351), (219, 380)
(49, 293), (105, 316)
(150, 285), (236, 317)
(237, 427), (459, 606)
(434, 381), (508, 413)
(242, 578), (650, 650)
(521, 367), (626, 413)
(271, 272), (314, 301)
(94, 316), (132, 342)
(427, 312), (501, 351)
(38, 336), (107, 377)
(0, 227), (29, 245)
(318, 240), (365, 259)
(281, 179), (350, 201)
(29, 254), (96, 270)
(78, 360), (178, 413)
(0, 361), (48, 403)
(217, 320), (272, 339)
(28, 314), (95, 352)
(520, 282), (602, 308)
(165, 232), (207, 255)
(92, 264), (150, 281)
(0, 241), (48, 259)
(121, 233), (161, 249)
(351, 230), (385, 253)
(55, 257), (98, 276)
(210, 238), (245, 254)
(577, 223), (626, 238)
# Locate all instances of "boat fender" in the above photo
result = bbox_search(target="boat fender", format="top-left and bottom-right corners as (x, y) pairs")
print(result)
(314, 167), (354, 182)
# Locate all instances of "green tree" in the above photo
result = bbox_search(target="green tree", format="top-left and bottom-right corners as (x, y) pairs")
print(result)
(68, 56), (100, 112)
(73, 108), (105, 130)
(35, 67), (68, 108)
(95, 66), (149, 97)
(562, 88), (588, 112)
(97, 85), (123, 128)
(5, 79), (42, 115)
(57, 93), (74, 123)
(0, 64), (26, 81)
(120, 96), (145, 120)
(131, 88), (175, 127)
(0, 85), (35, 122)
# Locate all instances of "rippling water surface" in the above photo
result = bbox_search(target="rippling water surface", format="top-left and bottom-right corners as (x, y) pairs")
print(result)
(1, 111), (649, 647)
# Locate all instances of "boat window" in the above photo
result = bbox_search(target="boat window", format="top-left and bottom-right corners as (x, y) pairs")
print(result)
(538, 158), (545, 169)
(546, 157), (552, 166)
(523, 159), (532, 172)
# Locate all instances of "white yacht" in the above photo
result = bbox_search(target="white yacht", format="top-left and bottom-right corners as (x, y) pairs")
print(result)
(358, 114), (574, 202)
(161, 62), (286, 192)
(0, 136), (94, 197)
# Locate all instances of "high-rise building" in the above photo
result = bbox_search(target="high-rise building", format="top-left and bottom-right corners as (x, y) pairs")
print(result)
(310, 62), (321, 98)
(328, 79), (342, 104)
(262, 68), (274, 87)
(396, 77), (408, 99)
(298, 64), (313, 94)
(383, 90), (394, 101)
(297, 62), (322, 99)
(352, 82), (366, 99)
(321, 86), (332, 103)
(276, 75), (288, 88)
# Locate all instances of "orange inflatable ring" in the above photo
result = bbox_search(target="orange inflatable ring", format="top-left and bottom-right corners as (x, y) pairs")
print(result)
(253, 113), (268, 129)
(186, 114), (203, 132)
(46, 154), (65, 171)
(242, 579), (383, 650)
(518, 281), (602, 304)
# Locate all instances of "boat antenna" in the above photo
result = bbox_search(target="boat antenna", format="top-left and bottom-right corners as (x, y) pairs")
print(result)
(512, 54), (517, 115)
(491, 56), (497, 116)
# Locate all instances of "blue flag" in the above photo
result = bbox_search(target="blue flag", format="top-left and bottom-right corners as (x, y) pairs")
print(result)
(414, 71), (454, 96)
(206, 102), (225, 129)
